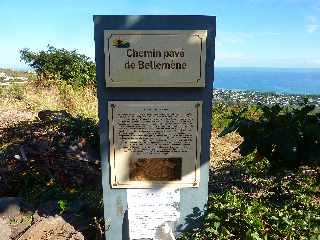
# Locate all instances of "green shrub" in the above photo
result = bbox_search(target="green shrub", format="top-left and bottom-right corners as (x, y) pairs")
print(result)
(20, 45), (96, 88)
(236, 151), (270, 176)
(57, 115), (99, 147)
(8, 83), (24, 100)
(0, 83), (25, 100)
(212, 102), (262, 130)
(179, 188), (320, 240)
(219, 102), (320, 170)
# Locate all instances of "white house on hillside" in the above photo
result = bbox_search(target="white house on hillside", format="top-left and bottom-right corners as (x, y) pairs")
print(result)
(0, 72), (7, 78)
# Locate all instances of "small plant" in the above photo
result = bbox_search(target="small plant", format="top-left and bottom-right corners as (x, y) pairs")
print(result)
(236, 151), (270, 176)
(57, 199), (70, 214)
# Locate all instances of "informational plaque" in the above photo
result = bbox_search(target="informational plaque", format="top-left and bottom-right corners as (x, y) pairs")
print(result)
(127, 188), (180, 240)
(108, 101), (202, 188)
(105, 30), (207, 87)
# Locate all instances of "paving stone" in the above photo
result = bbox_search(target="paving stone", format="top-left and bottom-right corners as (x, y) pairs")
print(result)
(0, 218), (11, 240)
(18, 216), (84, 240)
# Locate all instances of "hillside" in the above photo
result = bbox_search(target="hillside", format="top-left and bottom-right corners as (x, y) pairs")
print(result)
(0, 81), (319, 239)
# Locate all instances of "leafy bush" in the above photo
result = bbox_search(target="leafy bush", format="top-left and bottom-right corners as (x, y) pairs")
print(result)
(219, 102), (320, 169)
(236, 151), (270, 176)
(180, 165), (320, 240)
(179, 188), (320, 240)
(57, 115), (99, 147)
(20, 45), (96, 88)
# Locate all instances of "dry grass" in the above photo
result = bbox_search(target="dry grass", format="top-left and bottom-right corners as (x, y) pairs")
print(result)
(210, 128), (243, 169)
(0, 83), (98, 129)
(57, 84), (98, 119)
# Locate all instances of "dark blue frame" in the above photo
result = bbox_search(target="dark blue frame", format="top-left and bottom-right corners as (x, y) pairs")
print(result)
(94, 15), (216, 240)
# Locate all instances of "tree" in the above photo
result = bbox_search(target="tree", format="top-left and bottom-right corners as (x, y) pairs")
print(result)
(20, 45), (96, 88)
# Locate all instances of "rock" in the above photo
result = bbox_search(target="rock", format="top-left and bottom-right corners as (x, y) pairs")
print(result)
(8, 214), (34, 240)
(38, 110), (72, 122)
(0, 218), (11, 240)
(18, 216), (84, 240)
(0, 197), (35, 239)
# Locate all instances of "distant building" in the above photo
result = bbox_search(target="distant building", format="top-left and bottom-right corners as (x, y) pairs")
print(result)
(0, 72), (7, 79)
(15, 76), (28, 81)
(3, 76), (14, 82)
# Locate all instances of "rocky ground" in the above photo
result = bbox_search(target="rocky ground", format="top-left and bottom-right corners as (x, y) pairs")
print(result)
(0, 110), (35, 130)
(0, 109), (102, 240)
(0, 197), (84, 240)
(1, 89), (319, 239)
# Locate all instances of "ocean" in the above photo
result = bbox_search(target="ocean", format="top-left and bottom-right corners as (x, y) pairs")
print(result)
(214, 68), (320, 95)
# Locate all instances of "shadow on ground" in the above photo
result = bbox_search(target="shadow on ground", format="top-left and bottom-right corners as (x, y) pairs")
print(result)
(208, 159), (319, 207)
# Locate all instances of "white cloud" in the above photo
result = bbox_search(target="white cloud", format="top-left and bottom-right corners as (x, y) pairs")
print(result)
(306, 24), (319, 32)
(257, 31), (281, 36)
(216, 32), (253, 46)
(216, 52), (248, 60)
(215, 54), (320, 68)
(216, 31), (281, 48)
(306, 16), (319, 33)
(310, 59), (320, 65)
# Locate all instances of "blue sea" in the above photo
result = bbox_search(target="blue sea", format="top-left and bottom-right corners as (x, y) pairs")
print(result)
(214, 68), (320, 95)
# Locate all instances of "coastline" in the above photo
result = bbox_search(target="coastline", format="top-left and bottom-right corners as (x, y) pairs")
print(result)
(213, 88), (320, 107)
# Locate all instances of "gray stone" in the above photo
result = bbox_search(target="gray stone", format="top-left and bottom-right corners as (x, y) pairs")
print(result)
(18, 216), (84, 240)
(38, 110), (71, 122)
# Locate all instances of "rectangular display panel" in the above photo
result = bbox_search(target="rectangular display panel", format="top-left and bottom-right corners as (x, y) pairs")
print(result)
(105, 30), (207, 87)
(108, 101), (202, 188)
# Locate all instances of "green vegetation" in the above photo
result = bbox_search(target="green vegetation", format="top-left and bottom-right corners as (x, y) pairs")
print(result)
(219, 102), (320, 169)
(179, 103), (320, 240)
(212, 102), (262, 130)
(20, 45), (96, 88)
(1, 46), (319, 239)
(180, 162), (320, 239)
(1, 51), (101, 238)
(181, 178), (319, 239)
(0, 83), (25, 100)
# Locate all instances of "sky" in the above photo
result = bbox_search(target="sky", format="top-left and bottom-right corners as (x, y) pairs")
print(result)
(0, 0), (320, 69)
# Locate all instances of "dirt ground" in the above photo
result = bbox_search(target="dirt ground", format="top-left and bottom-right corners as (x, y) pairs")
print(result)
(0, 104), (243, 240)
(210, 129), (243, 168)
(0, 109), (36, 130)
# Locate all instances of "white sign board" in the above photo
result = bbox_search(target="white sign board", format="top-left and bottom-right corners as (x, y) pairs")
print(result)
(127, 188), (180, 240)
(105, 30), (207, 87)
(108, 101), (202, 188)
